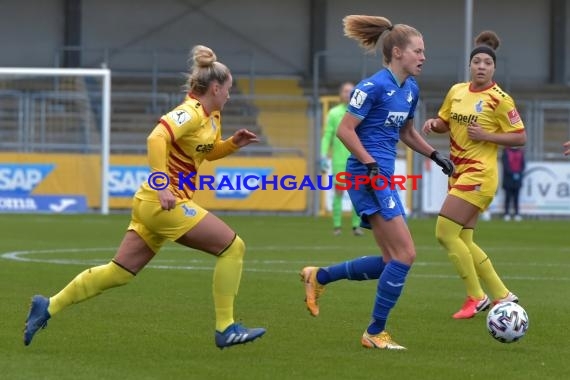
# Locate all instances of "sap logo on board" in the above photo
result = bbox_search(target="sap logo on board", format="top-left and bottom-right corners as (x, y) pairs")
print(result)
(0, 164), (55, 193)
(108, 166), (150, 197)
(214, 167), (273, 199)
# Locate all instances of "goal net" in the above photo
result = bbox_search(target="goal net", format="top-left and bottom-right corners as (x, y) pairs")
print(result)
(0, 67), (111, 214)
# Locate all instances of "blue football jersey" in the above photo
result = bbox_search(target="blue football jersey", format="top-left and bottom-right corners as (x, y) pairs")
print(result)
(346, 69), (419, 177)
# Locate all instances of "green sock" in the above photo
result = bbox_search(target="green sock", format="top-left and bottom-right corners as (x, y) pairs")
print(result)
(332, 193), (342, 228)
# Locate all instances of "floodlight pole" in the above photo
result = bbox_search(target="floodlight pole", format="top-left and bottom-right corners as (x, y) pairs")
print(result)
(464, 0), (474, 81)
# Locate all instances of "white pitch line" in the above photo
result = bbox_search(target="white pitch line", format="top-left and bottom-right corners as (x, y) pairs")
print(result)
(1, 247), (570, 281)
(2, 247), (569, 267)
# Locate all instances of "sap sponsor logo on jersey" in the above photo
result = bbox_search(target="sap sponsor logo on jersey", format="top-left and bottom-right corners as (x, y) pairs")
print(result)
(450, 112), (478, 125)
(214, 167), (273, 199)
(384, 112), (409, 128)
(168, 109), (192, 127)
(109, 166), (150, 197)
(349, 89), (368, 109)
(0, 164), (55, 194)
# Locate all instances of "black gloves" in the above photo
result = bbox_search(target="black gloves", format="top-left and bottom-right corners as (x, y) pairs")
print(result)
(365, 162), (379, 192)
(430, 151), (454, 176)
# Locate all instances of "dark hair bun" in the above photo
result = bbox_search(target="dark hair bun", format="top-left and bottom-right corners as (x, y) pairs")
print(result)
(474, 30), (500, 50)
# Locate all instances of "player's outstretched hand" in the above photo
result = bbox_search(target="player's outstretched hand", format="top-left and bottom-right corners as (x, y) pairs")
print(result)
(232, 129), (260, 147)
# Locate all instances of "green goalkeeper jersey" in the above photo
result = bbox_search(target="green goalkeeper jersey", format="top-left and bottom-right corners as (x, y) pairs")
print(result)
(320, 103), (351, 173)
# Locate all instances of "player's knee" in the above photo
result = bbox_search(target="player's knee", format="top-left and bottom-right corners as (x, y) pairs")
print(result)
(406, 249), (416, 264)
(108, 261), (135, 287)
(435, 221), (448, 245)
(435, 218), (459, 247)
(232, 235), (245, 258)
(397, 249), (416, 265)
(220, 235), (245, 259)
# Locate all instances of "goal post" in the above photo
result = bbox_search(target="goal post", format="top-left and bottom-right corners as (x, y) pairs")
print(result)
(0, 67), (111, 214)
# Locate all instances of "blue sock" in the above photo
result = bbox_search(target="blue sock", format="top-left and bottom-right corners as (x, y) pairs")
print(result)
(367, 260), (411, 335)
(316, 256), (385, 285)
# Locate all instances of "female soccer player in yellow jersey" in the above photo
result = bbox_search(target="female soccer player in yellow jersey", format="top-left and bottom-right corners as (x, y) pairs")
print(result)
(24, 45), (266, 349)
(422, 31), (526, 319)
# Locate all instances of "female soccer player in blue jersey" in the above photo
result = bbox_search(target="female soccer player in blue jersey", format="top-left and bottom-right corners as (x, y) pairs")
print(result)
(301, 14), (454, 350)
(24, 45), (266, 349)
(422, 31), (526, 319)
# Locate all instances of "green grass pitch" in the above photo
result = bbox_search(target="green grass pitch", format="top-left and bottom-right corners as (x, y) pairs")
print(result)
(1, 214), (568, 379)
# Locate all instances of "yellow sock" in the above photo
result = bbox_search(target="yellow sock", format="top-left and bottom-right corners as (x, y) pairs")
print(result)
(435, 216), (485, 299)
(48, 261), (134, 316)
(213, 235), (244, 332)
(460, 229), (509, 300)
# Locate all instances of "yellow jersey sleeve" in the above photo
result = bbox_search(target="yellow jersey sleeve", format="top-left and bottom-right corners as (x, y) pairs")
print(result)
(437, 83), (462, 122)
(495, 95), (525, 133)
(146, 106), (201, 173)
(146, 125), (168, 173)
(205, 124), (239, 161)
(160, 107), (202, 140)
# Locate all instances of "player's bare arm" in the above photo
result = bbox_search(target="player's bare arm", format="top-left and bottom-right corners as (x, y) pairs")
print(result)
(422, 117), (450, 134)
(400, 119), (439, 157)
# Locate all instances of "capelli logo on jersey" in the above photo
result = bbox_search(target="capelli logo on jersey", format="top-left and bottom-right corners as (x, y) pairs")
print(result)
(450, 112), (478, 125)
(196, 144), (214, 153)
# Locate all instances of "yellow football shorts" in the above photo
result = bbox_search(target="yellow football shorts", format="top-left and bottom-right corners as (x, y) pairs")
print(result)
(448, 170), (498, 211)
(128, 197), (208, 253)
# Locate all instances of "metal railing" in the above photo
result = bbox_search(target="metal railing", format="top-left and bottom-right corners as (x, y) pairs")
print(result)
(416, 98), (570, 161)
(55, 46), (259, 95)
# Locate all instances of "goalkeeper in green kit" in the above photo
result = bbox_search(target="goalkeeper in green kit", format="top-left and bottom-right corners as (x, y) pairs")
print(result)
(320, 81), (363, 236)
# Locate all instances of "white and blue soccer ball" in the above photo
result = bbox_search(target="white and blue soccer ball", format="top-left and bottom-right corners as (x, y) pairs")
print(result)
(486, 301), (529, 343)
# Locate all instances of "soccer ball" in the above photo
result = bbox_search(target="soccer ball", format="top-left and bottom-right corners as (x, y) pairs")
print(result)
(486, 302), (529, 343)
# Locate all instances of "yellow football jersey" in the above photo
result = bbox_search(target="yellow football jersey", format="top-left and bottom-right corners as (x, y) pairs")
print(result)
(438, 82), (525, 192)
(136, 94), (237, 201)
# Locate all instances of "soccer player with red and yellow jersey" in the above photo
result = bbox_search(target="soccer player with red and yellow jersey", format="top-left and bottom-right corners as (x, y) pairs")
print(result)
(423, 31), (526, 319)
(24, 45), (266, 349)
